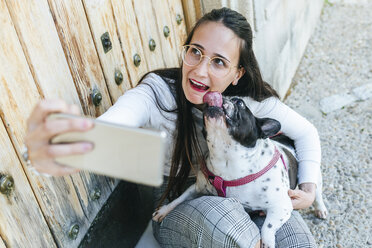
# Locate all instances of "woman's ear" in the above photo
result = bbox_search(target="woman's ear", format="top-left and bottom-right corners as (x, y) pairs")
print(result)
(232, 67), (245, 86)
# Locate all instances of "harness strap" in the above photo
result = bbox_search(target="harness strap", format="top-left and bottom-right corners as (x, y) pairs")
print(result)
(204, 147), (287, 197)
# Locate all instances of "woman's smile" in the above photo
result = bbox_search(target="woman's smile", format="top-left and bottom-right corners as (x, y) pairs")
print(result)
(189, 78), (209, 92)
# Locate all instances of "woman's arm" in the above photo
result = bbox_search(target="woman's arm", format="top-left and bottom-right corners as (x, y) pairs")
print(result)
(250, 97), (321, 209)
(25, 73), (172, 176)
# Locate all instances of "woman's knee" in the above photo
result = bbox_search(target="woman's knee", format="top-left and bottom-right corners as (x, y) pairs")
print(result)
(275, 211), (317, 248)
(154, 196), (260, 247)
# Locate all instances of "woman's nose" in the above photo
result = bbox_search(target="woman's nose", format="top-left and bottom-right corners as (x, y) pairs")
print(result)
(193, 57), (209, 77)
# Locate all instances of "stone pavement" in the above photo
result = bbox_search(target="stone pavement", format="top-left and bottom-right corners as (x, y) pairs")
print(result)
(284, 0), (372, 247)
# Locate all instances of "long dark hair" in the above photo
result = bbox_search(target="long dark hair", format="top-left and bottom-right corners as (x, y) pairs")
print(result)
(142, 7), (279, 206)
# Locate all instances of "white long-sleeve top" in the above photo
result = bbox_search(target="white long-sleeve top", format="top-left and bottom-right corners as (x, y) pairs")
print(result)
(98, 73), (321, 185)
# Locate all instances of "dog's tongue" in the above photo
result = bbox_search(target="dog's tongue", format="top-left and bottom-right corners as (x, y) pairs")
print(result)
(203, 91), (223, 107)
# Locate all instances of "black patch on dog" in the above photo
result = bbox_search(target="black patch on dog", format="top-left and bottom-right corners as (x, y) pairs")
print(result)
(204, 98), (281, 148)
(262, 186), (268, 191)
(268, 223), (272, 228)
(276, 188), (280, 191)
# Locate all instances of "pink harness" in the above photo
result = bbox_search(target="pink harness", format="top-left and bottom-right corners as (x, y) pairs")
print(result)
(203, 147), (287, 197)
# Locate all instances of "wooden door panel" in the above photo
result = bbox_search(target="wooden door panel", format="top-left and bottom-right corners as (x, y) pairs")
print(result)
(46, 0), (112, 117)
(110, 0), (148, 86)
(43, 0), (117, 232)
(5, 0), (115, 238)
(181, 0), (202, 34)
(0, 118), (56, 248)
(151, 0), (180, 68)
(4, 0), (81, 106)
(0, 236), (6, 248)
(0, 1), (95, 246)
(82, 0), (132, 103)
(168, 0), (188, 57)
(132, 0), (165, 71)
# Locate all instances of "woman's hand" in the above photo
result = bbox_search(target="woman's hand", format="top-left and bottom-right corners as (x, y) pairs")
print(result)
(288, 183), (316, 209)
(24, 99), (94, 177)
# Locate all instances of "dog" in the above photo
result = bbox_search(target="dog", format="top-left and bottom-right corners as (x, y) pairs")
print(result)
(153, 92), (328, 247)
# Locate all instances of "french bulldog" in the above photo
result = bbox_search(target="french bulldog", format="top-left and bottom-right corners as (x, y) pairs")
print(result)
(153, 92), (327, 248)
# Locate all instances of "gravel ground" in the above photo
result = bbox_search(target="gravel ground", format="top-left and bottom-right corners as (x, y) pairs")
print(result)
(284, 0), (372, 247)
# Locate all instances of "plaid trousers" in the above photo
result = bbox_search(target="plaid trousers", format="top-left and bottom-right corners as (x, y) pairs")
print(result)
(152, 178), (316, 248)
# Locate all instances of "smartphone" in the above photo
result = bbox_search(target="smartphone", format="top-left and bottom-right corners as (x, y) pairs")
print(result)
(49, 113), (166, 187)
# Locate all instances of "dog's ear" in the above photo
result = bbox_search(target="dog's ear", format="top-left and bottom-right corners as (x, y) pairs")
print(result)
(257, 118), (281, 139)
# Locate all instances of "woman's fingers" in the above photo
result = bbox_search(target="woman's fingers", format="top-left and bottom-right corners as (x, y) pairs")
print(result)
(24, 99), (89, 177)
(29, 142), (93, 176)
(67, 104), (81, 116)
(27, 99), (69, 131)
(30, 117), (94, 142)
(37, 142), (94, 160)
(288, 189), (314, 210)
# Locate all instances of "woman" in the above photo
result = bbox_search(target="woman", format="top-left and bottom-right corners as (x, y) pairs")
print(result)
(25, 7), (319, 248)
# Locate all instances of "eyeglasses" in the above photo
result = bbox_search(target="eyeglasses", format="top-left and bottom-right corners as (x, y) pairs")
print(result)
(181, 45), (240, 77)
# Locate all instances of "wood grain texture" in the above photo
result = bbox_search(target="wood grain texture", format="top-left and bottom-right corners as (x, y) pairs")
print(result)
(82, 0), (132, 103)
(0, 1), (85, 247)
(4, 0), (81, 106)
(0, 236), (6, 248)
(46, 0), (112, 117)
(132, 0), (165, 71)
(181, 0), (202, 34)
(0, 118), (56, 248)
(152, 0), (181, 67)
(110, 0), (148, 86)
(0, 1), (112, 246)
(168, 0), (188, 56)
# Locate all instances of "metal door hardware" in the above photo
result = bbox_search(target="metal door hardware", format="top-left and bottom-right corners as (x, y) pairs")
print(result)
(101, 32), (112, 53)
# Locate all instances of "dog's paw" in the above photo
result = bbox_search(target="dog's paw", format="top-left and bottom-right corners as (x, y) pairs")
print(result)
(152, 211), (163, 222)
(261, 235), (275, 248)
(261, 241), (275, 248)
(314, 209), (328, 219)
(152, 206), (171, 222)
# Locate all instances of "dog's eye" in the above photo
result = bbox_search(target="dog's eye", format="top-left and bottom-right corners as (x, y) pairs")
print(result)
(236, 99), (245, 108)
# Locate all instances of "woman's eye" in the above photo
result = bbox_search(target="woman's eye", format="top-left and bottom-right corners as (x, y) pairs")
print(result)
(212, 58), (227, 67)
(191, 47), (201, 55)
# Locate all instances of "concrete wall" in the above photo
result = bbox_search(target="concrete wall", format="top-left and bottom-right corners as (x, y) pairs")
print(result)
(199, 0), (324, 98)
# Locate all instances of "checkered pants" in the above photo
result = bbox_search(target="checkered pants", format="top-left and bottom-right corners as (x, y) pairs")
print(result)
(152, 178), (316, 248)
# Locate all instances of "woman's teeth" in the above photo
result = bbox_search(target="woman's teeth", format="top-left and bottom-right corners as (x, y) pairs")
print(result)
(190, 79), (209, 91)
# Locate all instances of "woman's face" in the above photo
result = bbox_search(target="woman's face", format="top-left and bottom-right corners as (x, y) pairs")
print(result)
(182, 21), (245, 105)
